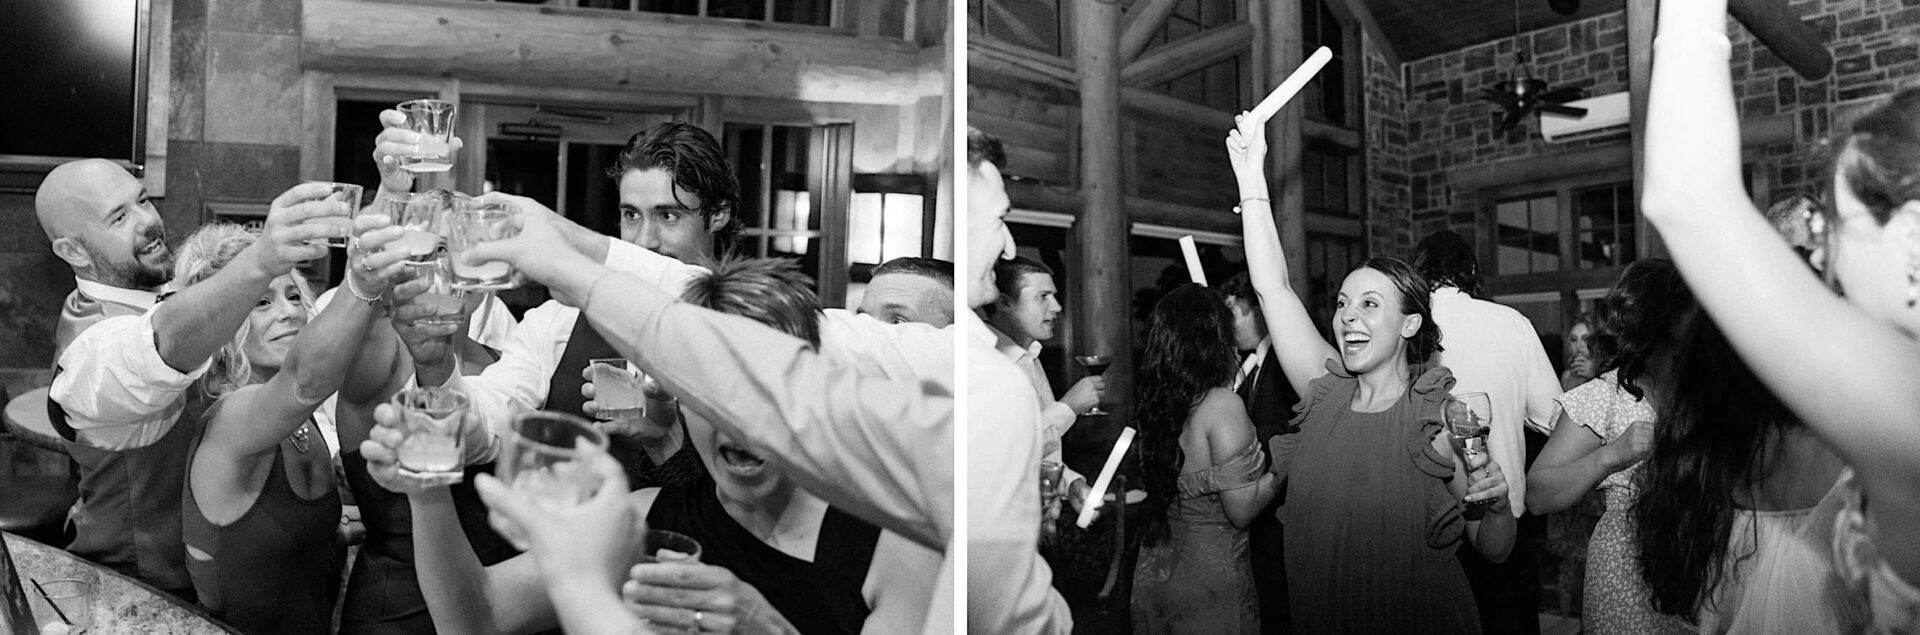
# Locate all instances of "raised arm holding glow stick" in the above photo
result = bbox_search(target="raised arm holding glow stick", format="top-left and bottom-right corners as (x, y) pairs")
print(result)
(1246, 46), (1333, 125)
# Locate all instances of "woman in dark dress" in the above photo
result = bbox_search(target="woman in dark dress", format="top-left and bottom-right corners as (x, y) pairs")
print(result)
(1228, 112), (1516, 633)
(1130, 284), (1280, 634)
(174, 218), (409, 634)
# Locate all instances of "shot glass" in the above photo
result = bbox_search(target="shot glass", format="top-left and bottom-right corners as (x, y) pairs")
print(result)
(389, 387), (470, 477)
(405, 255), (468, 327)
(381, 191), (446, 264)
(637, 529), (703, 564)
(397, 99), (457, 173)
(37, 579), (91, 633)
(304, 181), (363, 249)
(447, 199), (519, 291)
(589, 358), (646, 420)
(498, 411), (609, 510)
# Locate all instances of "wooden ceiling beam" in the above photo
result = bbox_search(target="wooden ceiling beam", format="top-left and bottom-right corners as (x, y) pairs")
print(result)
(1326, 0), (1399, 68)
(1118, 0), (1186, 63)
(979, 0), (1054, 52)
(969, 36), (1077, 87)
(1728, 0), (1832, 80)
(303, 0), (937, 105)
(1122, 22), (1255, 87)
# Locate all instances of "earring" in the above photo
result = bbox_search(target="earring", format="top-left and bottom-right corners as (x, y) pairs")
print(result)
(1908, 256), (1919, 308)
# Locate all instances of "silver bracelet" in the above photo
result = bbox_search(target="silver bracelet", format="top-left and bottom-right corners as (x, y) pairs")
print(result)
(1233, 196), (1270, 215)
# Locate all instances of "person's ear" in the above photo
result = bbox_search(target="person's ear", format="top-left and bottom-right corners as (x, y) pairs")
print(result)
(705, 206), (732, 234)
(50, 237), (91, 271)
(1401, 312), (1423, 339)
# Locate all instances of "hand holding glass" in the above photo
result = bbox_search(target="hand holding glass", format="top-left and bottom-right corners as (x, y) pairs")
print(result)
(390, 387), (470, 478)
(637, 529), (702, 564)
(1442, 392), (1497, 517)
(497, 411), (609, 513)
(304, 181), (362, 249)
(589, 358), (645, 420)
(1075, 355), (1113, 416)
(397, 99), (457, 173)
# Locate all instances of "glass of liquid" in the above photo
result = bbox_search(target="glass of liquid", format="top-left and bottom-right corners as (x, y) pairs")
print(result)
(1074, 354), (1113, 416)
(397, 99), (457, 173)
(390, 386), (470, 479)
(1443, 391), (1498, 519)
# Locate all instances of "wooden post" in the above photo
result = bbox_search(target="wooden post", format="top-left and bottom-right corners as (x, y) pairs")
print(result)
(1268, 0), (1310, 292)
(1629, 0), (1663, 258)
(1069, 0), (1131, 426)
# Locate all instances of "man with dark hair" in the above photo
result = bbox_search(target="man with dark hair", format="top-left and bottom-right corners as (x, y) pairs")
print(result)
(1414, 229), (1559, 635)
(1219, 270), (1299, 633)
(983, 255), (1105, 510)
(382, 116), (736, 491)
(965, 128), (1072, 633)
(859, 257), (955, 327)
(37, 159), (345, 599)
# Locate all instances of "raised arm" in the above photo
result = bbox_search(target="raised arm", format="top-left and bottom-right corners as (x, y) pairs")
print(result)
(1641, 0), (1920, 566)
(201, 220), (411, 459)
(151, 183), (345, 373)
(1227, 112), (1337, 396)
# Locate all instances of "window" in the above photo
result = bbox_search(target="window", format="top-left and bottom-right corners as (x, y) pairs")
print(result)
(1573, 183), (1637, 269)
(492, 0), (834, 26)
(1300, 0), (1350, 125)
(968, 0), (1064, 57)
(1303, 145), (1356, 218)
(1147, 0), (1249, 112)
(725, 124), (821, 278)
(1495, 193), (1561, 275)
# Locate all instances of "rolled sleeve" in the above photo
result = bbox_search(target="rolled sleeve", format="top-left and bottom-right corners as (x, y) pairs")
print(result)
(603, 236), (708, 294)
(51, 311), (208, 427)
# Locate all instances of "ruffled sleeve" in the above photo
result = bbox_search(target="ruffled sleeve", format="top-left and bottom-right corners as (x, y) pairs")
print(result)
(1407, 363), (1467, 548)
(1177, 440), (1266, 499)
(1272, 358), (1350, 478)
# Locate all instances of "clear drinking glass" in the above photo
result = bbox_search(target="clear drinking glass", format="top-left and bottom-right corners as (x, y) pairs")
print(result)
(1074, 354), (1113, 416)
(497, 411), (609, 511)
(304, 181), (362, 249)
(381, 191), (446, 264)
(406, 255), (468, 327)
(397, 99), (457, 173)
(37, 579), (90, 633)
(390, 387), (469, 477)
(1442, 391), (1497, 518)
(447, 199), (519, 290)
(637, 529), (703, 564)
(589, 358), (645, 420)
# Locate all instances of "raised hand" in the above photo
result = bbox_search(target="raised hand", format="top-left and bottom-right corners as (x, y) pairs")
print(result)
(372, 109), (465, 195)
(1060, 375), (1107, 417)
(1224, 111), (1270, 190)
(346, 212), (412, 299)
(359, 402), (492, 494)
(253, 182), (347, 276)
(459, 211), (601, 307)
(472, 443), (638, 594)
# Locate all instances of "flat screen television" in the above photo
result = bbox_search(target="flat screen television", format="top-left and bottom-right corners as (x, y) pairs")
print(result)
(0, 0), (152, 174)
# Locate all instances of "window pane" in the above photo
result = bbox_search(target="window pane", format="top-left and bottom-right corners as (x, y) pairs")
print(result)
(708, 0), (766, 20)
(724, 124), (769, 230)
(774, 0), (832, 26)
(635, 0), (697, 14)
(881, 193), (924, 261)
(849, 192), (882, 264)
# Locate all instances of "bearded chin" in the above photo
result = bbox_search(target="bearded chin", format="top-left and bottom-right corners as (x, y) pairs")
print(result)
(89, 245), (174, 290)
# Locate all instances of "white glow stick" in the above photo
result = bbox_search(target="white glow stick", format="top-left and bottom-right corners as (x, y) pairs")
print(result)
(1179, 235), (1208, 287)
(1247, 46), (1334, 124)
(1077, 426), (1137, 528)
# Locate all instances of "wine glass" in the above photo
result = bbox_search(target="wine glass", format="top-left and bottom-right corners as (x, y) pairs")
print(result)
(1442, 392), (1497, 518)
(1074, 354), (1112, 416)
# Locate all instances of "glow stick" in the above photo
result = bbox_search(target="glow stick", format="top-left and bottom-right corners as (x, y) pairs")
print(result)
(1179, 235), (1208, 286)
(1247, 46), (1334, 124)
(1077, 426), (1137, 528)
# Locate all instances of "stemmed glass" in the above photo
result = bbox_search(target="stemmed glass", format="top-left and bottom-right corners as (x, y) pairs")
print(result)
(1442, 392), (1497, 518)
(1074, 354), (1112, 416)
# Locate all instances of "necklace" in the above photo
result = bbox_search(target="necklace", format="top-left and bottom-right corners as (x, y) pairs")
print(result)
(288, 425), (311, 454)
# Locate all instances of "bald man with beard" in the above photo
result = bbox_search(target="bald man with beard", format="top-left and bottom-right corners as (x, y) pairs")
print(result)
(37, 159), (346, 598)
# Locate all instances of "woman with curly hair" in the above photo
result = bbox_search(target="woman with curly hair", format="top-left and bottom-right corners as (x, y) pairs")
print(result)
(1129, 284), (1279, 634)
(176, 218), (410, 634)
(1633, 316), (1863, 632)
(1229, 113), (1514, 632)
(1525, 259), (1697, 633)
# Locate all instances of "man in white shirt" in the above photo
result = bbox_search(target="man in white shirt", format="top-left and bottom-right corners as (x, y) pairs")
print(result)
(981, 255), (1106, 510)
(858, 257), (956, 328)
(1415, 230), (1560, 635)
(966, 129), (1072, 634)
(388, 120), (726, 490)
(37, 159), (342, 598)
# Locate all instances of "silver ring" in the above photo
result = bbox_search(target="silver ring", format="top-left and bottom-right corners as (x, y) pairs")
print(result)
(694, 609), (704, 628)
(361, 257), (374, 273)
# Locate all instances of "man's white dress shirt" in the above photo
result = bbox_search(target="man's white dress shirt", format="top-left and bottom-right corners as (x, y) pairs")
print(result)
(50, 279), (209, 451)
(1429, 286), (1561, 517)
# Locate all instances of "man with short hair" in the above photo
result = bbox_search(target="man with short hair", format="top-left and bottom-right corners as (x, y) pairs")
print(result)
(1414, 229), (1559, 635)
(37, 159), (343, 598)
(1219, 271), (1299, 633)
(965, 129), (1072, 633)
(982, 255), (1105, 509)
(859, 256), (955, 327)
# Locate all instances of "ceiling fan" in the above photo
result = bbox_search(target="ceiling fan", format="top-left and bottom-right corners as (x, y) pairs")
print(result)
(1478, 0), (1589, 133)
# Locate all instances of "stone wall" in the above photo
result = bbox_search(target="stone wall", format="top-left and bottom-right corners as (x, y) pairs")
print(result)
(1370, 0), (1920, 260)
